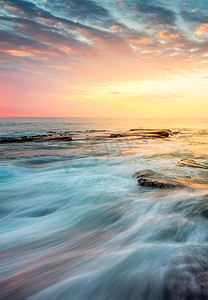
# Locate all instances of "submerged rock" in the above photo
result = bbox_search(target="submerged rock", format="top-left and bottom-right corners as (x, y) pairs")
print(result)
(178, 159), (208, 169)
(165, 253), (208, 299)
(201, 203), (208, 219)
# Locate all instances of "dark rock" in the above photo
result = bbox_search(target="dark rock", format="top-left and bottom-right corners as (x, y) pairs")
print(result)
(136, 169), (185, 189)
(93, 128), (176, 141)
(154, 130), (170, 137)
(201, 203), (208, 219)
(135, 170), (161, 179)
(109, 133), (125, 138)
(137, 177), (184, 189)
(86, 130), (107, 133)
(202, 210), (208, 219)
(46, 135), (73, 141)
(178, 159), (208, 169)
(130, 129), (172, 137)
(165, 253), (208, 299)
(135, 169), (208, 189)
(0, 134), (73, 144)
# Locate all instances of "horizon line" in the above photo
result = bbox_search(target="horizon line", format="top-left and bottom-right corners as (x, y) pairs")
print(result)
(0, 116), (208, 119)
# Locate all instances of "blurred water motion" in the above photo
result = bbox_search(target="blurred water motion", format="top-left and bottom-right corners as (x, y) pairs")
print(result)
(0, 118), (208, 299)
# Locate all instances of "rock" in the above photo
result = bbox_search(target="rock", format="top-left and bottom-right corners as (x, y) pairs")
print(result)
(46, 135), (73, 141)
(134, 170), (159, 178)
(202, 210), (208, 219)
(201, 203), (208, 219)
(93, 128), (176, 141)
(0, 134), (73, 144)
(86, 130), (107, 133)
(137, 177), (184, 189)
(130, 129), (173, 137)
(177, 159), (208, 169)
(135, 169), (208, 189)
(136, 170), (185, 189)
(153, 130), (169, 137)
(109, 133), (125, 138)
(165, 254), (208, 299)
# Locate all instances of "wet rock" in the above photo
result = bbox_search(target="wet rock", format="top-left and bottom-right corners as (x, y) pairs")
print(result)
(0, 134), (73, 144)
(46, 135), (73, 141)
(165, 254), (208, 299)
(94, 128), (176, 141)
(135, 169), (208, 189)
(178, 159), (208, 169)
(86, 130), (107, 133)
(201, 203), (208, 219)
(109, 133), (125, 138)
(135, 170), (162, 179)
(137, 177), (185, 189)
(130, 129), (173, 137)
(135, 170), (185, 189)
(153, 130), (169, 137)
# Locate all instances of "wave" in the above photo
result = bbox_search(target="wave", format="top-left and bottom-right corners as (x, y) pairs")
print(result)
(0, 119), (208, 299)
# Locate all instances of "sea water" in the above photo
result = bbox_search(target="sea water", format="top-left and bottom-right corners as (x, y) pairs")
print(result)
(0, 118), (208, 299)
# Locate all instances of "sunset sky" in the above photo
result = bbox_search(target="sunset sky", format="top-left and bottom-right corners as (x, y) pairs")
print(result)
(0, 0), (207, 117)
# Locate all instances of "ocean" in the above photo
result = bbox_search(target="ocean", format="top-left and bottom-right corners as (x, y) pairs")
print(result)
(0, 118), (208, 300)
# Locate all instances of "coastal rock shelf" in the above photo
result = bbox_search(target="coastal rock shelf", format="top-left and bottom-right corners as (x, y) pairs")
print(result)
(107, 129), (174, 140)
(89, 128), (178, 141)
(0, 134), (73, 144)
(0, 128), (177, 144)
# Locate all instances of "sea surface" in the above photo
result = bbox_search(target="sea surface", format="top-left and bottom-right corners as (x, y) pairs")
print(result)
(0, 118), (208, 300)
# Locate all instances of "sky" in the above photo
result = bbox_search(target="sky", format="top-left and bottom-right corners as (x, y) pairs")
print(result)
(0, 0), (207, 117)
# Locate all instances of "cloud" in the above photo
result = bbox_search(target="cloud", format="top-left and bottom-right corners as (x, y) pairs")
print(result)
(195, 23), (208, 37)
(123, 0), (177, 26)
(158, 30), (179, 40)
(179, 0), (208, 25)
(46, 0), (110, 22)
(0, 29), (50, 50)
(2, 0), (112, 28)
(0, 0), (207, 78)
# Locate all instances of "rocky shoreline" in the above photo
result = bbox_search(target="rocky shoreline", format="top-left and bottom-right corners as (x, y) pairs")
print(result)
(0, 134), (73, 144)
(0, 128), (176, 144)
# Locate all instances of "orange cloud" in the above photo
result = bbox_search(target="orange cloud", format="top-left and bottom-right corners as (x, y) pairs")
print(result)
(158, 30), (178, 40)
(3, 4), (21, 13)
(117, 0), (126, 6)
(6, 50), (30, 56)
(195, 23), (208, 37)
